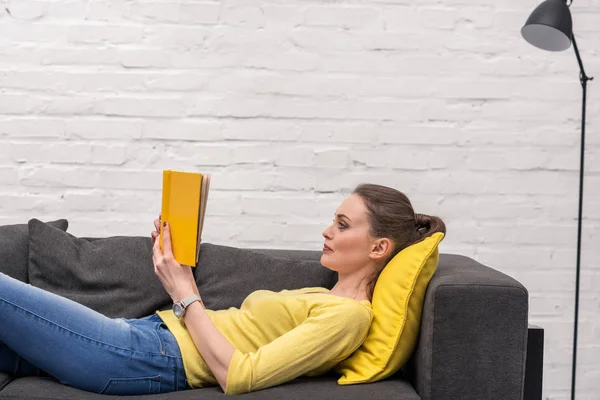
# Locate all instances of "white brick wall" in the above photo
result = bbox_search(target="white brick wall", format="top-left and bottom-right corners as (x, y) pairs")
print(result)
(0, 0), (598, 398)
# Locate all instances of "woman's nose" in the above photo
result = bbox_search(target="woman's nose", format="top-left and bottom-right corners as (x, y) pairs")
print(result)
(322, 225), (332, 239)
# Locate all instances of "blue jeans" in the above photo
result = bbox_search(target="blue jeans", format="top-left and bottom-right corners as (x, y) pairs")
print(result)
(0, 272), (189, 395)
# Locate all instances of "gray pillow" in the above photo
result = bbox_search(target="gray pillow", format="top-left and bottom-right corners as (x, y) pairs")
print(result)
(0, 219), (68, 283)
(194, 243), (336, 311)
(27, 218), (172, 319)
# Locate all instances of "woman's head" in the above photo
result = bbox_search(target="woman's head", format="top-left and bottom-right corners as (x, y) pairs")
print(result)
(321, 183), (446, 300)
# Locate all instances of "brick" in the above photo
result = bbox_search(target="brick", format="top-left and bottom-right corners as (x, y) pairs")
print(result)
(350, 148), (391, 168)
(125, 2), (180, 23)
(203, 27), (288, 53)
(41, 47), (120, 66)
(466, 148), (578, 171)
(379, 124), (460, 145)
(0, 94), (42, 115)
(91, 144), (127, 165)
(62, 190), (110, 211)
(97, 169), (161, 190)
(42, 95), (96, 116)
(46, 1), (87, 19)
(68, 24), (143, 45)
(458, 7), (493, 29)
(299, 122), (379, 144)
(141, 119), (223, 141)
(10, 142), (91, 164)
(262, 5), (304, 28)
(204, 191), (242, 216)
(0, 193), (62, 212)
(0, 167), (18, 184)
(145, 72), (210, 91)
(274, 147), (314, 167)
(86, 0), (127, 22)
(144, 26), (210, 48)
(0, 117), (65, 138)
(95, 96), (183, 118)
(180, 3), (221, 25)
(211, 171), (276, 191)
(271, 170), (316, 191)
(0, 21), (68, 42)
(242, 53), (320, 72)
(314, 149), (349, 168)
(304, 6), (381, 30)
(119, 49), (170, 68)
(242, 194), (320, 217)
(222, 6), (264, 28)
(19, 166), (100, 188)
(4, 1), (46, 20)
(68, 72), (147, 92)
(231, 145), (279, 165)
(67, 118), (142, 140)
(420, 8), (458, 30)
(433, 80), (512, 99)
(289, 30), (419, 52)
(381, 6), (420, 31)
(235, 221), (286, 242)
(174, 143), (232, 166)
(252, 74), (432, 98)
(283, 223), (324, 243)
(223, 119), (300, 141)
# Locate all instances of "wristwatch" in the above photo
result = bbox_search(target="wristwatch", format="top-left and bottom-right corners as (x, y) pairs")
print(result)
(173, 294), (202, 319)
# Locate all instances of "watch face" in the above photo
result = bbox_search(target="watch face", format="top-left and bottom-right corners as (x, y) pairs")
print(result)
(173, 303), (184, 318)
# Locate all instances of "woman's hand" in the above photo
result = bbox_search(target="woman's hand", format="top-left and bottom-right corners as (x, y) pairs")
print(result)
(152, 219), (198, 303)
(150, 214), (161, 245)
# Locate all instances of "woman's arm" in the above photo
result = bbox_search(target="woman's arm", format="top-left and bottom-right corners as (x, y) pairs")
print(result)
(151, 220), (236, 392)
(182, 301), (236, 392)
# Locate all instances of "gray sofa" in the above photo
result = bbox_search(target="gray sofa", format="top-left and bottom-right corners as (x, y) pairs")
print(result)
(0, 219), (530, 399)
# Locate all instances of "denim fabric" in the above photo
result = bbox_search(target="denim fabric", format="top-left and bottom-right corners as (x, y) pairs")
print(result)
(0, 272), (189, 395)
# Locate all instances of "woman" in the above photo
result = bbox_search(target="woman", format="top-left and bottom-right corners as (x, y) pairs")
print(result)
(0, 184), (445, 395)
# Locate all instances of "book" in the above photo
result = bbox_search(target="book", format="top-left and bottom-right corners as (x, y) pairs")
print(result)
(159, 170), (211, 267)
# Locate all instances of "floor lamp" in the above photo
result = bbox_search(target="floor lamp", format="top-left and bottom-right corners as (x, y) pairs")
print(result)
(521, 1), (593, 399)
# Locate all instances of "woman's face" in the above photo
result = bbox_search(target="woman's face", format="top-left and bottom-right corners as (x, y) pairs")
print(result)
(321, 194), (375, 274)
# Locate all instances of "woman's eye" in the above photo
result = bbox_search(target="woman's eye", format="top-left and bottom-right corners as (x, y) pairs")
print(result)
(338, 222), (347, 230)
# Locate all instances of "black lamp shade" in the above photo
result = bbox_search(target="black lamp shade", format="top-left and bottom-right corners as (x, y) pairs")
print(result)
(521, 0), (573, 51)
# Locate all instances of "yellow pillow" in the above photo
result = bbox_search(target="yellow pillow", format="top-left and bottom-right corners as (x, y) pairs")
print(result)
(335, 231), (444, 384)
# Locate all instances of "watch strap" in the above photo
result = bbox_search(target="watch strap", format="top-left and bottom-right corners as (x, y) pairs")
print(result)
(180, 294), (202, 309)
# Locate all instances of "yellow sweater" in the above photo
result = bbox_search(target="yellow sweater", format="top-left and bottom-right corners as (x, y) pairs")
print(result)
(156, 286), (373, 395)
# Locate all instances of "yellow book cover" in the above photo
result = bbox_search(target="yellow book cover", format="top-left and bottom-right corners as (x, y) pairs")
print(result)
(160, 170), (211, 267)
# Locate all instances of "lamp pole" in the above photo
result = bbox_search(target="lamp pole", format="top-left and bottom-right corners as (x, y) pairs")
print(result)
(570, 33), (592, 400)
(521, 1), (594, 398)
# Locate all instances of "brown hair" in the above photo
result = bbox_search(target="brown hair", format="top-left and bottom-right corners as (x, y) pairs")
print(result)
(352, 183), (446, 301)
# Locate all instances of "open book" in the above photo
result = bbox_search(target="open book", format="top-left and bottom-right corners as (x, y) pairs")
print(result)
(159, 170), (211, 267)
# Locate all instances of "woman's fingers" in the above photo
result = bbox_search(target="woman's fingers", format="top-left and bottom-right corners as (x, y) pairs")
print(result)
(151, 231), (159, 245)
(154, 218), (160, 232)
(152, 229), (162, 258)
(162, 222), (175, 258)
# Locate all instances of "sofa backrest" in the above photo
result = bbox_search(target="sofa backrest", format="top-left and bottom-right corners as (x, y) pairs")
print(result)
(194, 244), (336, 311)
(0, 219), (68, 283)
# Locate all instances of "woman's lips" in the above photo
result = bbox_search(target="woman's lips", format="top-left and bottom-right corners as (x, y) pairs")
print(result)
(323, 244), (333, 252)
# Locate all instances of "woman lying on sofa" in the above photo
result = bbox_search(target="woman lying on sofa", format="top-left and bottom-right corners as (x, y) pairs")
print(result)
(0, 183), (445, 395)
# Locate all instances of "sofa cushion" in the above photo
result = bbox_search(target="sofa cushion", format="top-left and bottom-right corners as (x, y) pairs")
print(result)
(336, 232), (444, 384)
(27, 219), (172, 319)
(0, 374), (419, 399)
(194, 243), (336, 311)
(0, 219), (68, 283)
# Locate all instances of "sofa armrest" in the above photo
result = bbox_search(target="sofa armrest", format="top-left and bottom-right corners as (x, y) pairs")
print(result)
(410, 254), (529, 400)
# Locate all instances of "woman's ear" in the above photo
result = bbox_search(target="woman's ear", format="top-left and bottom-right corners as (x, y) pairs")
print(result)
(369, 238), (392, 262)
